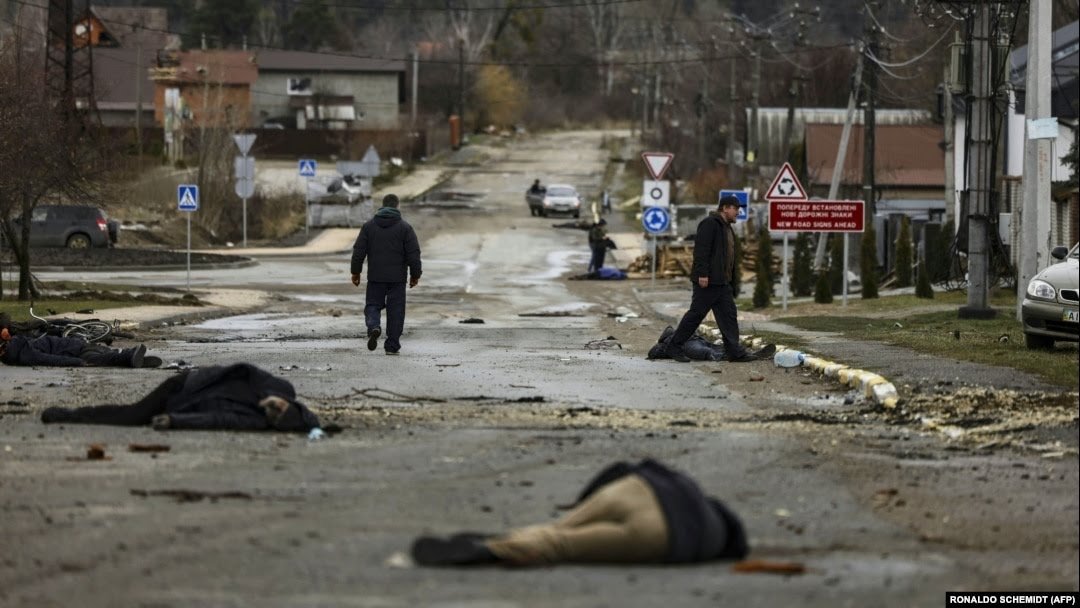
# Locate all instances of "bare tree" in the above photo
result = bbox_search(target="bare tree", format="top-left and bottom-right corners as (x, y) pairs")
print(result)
(581, 0), (627, 96)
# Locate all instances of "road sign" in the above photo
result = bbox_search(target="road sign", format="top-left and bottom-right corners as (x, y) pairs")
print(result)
(177, 185), (199, 212)
(641, 152), (674, 180)
(235, 156), (255, 181)
(720, 189), (750, 222)
(765, 162), (808, 200)
(233, 133), (256, 157)
(768, 199), (865, 232)
(642, 206), (671, 235)
(235, 178), (255, 199)
(642, 180), (670, 208)
(298, 158), (317, 177)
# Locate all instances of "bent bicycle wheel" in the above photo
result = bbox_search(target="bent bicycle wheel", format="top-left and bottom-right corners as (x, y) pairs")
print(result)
(63, 321), (112, 343)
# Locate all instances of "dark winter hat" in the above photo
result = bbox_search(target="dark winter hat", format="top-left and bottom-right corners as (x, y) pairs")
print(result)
(382, 194), (400, 208)
(719, 195), (741, 209)
(598, 218), (607, 225)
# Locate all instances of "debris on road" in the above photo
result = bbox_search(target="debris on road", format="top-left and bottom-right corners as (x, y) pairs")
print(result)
(459, 318), (485, 324)
(85, 444), (108, 461)
(130, 488), (253, 503)
(732, 560), (806, 575)
(128, 443), (171, 453)
(585, 337), (622, 350)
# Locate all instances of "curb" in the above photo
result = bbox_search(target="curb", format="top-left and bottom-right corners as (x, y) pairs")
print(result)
(697, 324), (901, 409)
(31, 257), (259, 273)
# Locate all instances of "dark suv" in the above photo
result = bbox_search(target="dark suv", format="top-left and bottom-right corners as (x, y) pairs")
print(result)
(21, 205), (119, 249)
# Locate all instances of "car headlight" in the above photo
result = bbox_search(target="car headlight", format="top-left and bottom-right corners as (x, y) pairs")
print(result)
(1026, 279), (1057, 300)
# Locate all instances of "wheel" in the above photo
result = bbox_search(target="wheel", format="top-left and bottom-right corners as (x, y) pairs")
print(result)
(63, 321), (112, 343)
(573, 212), (580, 219)
(66, 233), (91, 249)
(1024, 332), (1054, 350)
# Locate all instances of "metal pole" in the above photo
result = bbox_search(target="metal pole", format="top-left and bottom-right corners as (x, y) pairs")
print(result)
(186, 214), (191, 292)
(242, 197), (248, 248)
(842, 234), (849, 307)
(411, 49), (419, 127)
(650, 235), (657, 287)
(304, 177), (310, 235)
(782, 233), (789, 311)
(814, 52), (863, 269)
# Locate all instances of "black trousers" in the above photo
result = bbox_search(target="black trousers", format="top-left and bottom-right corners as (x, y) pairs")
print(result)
(365, 281), (407, 351)
(79, 344), (133, 367)
(56, 374), (187, 425)
(588, 246), (606, 273)
(669, 283), (747, 358)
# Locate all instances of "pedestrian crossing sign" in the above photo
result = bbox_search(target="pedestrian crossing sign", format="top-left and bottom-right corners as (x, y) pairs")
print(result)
(177, 184), (199, 212)
(298, 158), (317, 177)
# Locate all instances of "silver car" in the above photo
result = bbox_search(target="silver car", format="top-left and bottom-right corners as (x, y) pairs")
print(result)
(1021, 243), (1079, 349)
(540, 184), (582, 218)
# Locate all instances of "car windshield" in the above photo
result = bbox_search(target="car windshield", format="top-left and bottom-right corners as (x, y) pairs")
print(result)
(547, 187), (575, 197)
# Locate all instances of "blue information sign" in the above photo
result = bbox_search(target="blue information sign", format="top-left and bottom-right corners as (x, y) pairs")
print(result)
(720, 189), (749, 222)
(177, 185), (199, 212)
(298, 158), (317, 177)
(642, 206), (671, 235)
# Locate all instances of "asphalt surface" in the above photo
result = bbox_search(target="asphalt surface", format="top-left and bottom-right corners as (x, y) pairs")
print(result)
(2, 130), (1077, 607)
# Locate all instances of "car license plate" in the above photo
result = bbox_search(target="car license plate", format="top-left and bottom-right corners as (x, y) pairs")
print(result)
(1063, 309), (1079, 323)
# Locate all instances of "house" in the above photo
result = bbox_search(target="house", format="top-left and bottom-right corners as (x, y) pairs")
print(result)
(76, 6), (175, 50)
(250, 50), (405, 129)
(150, 49), (257, 130)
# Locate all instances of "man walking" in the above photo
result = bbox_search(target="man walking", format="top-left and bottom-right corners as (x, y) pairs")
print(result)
(666, 195), (756, 363)
(350, 194), (422, 355)
(587, 218), (608, 273)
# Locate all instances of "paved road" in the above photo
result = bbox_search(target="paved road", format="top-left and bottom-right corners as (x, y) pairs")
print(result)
(3, 131), (1077, 607)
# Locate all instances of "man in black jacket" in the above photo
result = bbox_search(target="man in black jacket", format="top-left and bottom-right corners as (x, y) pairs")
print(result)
(350, 194), (422, 355)
(1, 331), (159, 368)
(666, 195), (755, 363)
(40, 363), (320, 432)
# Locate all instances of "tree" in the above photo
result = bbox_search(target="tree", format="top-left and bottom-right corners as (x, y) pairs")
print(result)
(1063, 138), (1079, 184)
(828, 234), (845, 294)
(474, 65), (526, 128)
(732, 233), (744, 297)
(752, 256), (771, 309)
(752, 227), (772, 308)
(792, 232), (813, 296)
(894, 215), (913, 288)
(282, 2), (341, 51)
(860, 225), (879, 299)
(188, 0), (259, 48)
(814, 268), (833, 303)
(0, 40), (103, 301)
(915, 253), (934, 299)
(580, 0), (626, 96)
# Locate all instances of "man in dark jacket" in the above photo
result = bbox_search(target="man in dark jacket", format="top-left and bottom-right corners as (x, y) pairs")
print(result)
(350, 194), (422, 355)
(411, 458), (749, 566)
(40, 363), (320, 432)
(666, 195), (755, 363)
(1, 331), (158, 368)
(587, 218), (608, 272)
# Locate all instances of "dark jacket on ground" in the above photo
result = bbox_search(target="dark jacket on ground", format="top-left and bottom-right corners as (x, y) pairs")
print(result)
(351, 207), (422, 283)
(690, 212), (736, 286)
(1, 335), (86, 367)
(576, 459), (749, 563)
(163, 363), (320, 432)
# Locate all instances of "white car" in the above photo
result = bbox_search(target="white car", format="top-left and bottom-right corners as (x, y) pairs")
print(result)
(1021, 243), (1079, 349)
(539, 184), (582, 218)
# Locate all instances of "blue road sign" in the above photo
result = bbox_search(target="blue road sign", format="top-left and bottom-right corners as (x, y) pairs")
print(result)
(720, 189), (750, 222)
(298, 158), (317, 177)
(177, 185), (199, 212)
(642, 206), (671, 235)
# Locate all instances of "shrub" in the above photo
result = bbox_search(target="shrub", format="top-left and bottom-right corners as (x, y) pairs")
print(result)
(758, 227), (775, 296)
(814, 269), (833, 303)
(895, 216), (913, 287)
(752, 259), (771, 309)
(792, 232), (813, 296)
(829, 234), (845, 294)
(860, 224), (879, 299)
(915, 254), (934, 299)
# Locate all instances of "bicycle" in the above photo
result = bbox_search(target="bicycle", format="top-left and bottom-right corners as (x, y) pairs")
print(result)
(25, 306), (128, 344)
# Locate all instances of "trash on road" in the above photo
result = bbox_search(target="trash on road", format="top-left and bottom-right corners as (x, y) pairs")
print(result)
(732, 560), (806, 575)
(308, 428), (327, 441)
(585, 337), (622, 350)
(774, 349), (805, 368)
(86, 444), (108, 460)
(128, 444), (171, 453)
(459, 318), (485, 324)
(130, 488), (253, 503)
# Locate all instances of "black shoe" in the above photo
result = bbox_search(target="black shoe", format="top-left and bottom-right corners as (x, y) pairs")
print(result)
(385, 348), (400, 356)
(753, 344), (777, 358)
(367, 327), (381, 351)
(666, 345), (691, 363)
(142, 356), (163, 368)
(728, 353), (759, 363)
(411, 536), (499, 566)
(129, 344), (146, 368)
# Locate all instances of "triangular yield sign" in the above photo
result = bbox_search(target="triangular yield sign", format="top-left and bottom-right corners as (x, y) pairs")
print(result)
(361, 145), (380, 164)
(641, 152), (674, 180)
(765, 162), (808, 200)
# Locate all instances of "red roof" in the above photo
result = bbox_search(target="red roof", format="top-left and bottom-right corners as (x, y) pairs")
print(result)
(804, 123), (945, 187)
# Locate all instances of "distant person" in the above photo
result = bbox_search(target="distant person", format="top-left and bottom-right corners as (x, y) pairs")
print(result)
(601, 189), (612, 214)
(0, 322), (160, 369)
(528, 179), (545, 195)
(411, 459), (749, 566)
(666, 195), (756, 363)
(40, 363), (320, 432)
(350, 193), (422, 355)
(587, 218), (608, 273)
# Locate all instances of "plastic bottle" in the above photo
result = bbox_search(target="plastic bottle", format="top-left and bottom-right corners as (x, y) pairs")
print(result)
(307, 428), (326, 441)
(773, 349), (805, 368)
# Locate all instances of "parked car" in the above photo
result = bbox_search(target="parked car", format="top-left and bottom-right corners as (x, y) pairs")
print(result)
(15, 205), (119, 249)
(1021, 243), (1079, 349)
(535, 184), (582, 218)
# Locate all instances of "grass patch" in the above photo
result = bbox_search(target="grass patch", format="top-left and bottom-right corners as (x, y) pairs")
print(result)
(769, 289), (1016, 318)
(0, 298), (143, 322)
(780, 308), (1079, 389)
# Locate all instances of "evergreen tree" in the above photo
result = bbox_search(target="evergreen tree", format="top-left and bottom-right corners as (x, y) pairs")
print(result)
(828, 234), (845, 294)
(915, 253), (934, 299)
(895, 216), (913, 288)
(188, 0), (259, 48)
(282, 1), (342, 51)
(752, 256), (771, 309)
(732, 232), (744, 297)
(860, 224), (879, 299)
(792, 232), (813, 296)
(758, 227), (775, 296)
(814, 268), (833, 303)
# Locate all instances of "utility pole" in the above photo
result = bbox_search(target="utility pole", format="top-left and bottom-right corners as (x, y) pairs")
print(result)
(411, 49), (419, 127)
(862, 6), (879, 224)
(696, 76), (708, 168)
(748, 37), (763, 169)
(457, 37), (465, 128)
(1017, 0), (1052, 320)
(727, 44), (736, 169)
(958, 3), (995, 319)
(943, 47), (956, 229)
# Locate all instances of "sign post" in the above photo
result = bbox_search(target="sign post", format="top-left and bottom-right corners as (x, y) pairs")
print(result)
(298, 158), (317, 234)
(768, 198), (865, 307)
(177, 184), (199, 292)
(642, 206), (671, 287)
(233, 133), (256, 247)
(765, 163), (809, 311)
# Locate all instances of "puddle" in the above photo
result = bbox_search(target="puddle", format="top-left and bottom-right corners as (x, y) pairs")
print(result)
(515, 250), (585, 284)
(293, 294), (343, 303)
(195, 313), (321, 330)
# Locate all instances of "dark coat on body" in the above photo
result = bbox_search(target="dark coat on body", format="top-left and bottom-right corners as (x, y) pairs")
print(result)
(164, 364), (320, 432)
(690, 213), (736, 286)
(1, 335), (86, 367)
